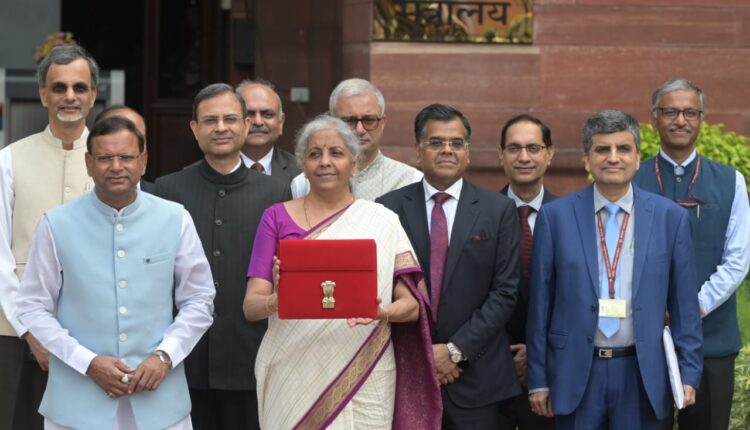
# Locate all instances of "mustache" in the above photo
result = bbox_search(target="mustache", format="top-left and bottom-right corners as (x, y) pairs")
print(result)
(249, 125), (270, 133)
(669, 124), (692, 133)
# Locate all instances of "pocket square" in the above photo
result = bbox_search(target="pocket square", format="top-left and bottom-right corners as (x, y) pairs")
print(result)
(471, 233), (489, 241)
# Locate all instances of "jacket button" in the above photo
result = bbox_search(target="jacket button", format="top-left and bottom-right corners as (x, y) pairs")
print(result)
(591, 304), (597, 312)
(218, 189), (226, 197)
(587, 336), (593, 343)
(215, 219), (223, 226)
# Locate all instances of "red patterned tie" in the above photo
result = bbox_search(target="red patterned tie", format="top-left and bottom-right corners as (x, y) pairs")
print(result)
(430, 192), (450, 321)
(517, 205), (534, 293)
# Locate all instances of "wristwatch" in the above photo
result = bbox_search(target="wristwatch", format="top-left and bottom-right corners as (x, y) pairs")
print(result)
(153, 350), (172, 367)
(446, 342), (464, 364)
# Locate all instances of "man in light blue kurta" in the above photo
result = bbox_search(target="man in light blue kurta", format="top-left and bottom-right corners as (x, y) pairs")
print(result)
(16, 117), (215, 430)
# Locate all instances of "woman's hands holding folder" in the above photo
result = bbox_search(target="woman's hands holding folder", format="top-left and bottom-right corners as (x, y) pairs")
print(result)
(346, 278), (419, 327)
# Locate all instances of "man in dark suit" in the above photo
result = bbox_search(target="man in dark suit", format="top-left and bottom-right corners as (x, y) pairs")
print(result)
(377, 103), (521, 429)
(236, 79), (301, 183)
(94, 105), (156, 193)
(154, 83), (290, 430)
(497, 114), (557, 430)
(526, 110), (703, 430)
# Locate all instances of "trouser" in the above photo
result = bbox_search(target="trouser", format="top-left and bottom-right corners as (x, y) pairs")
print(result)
(189, 388), (259, 430)
(556, 355), (661, 430)
(0, 335), (46, 430)
(498, 387), (556, 430)
(441, 389), (512, 430)
(662, 354), (736, 430)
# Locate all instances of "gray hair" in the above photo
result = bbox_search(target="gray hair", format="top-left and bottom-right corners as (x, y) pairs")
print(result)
(37, 45), (99, 88)
(651, 78), (705, 117)
(582, 110), (641, 153)
(236, 78), (284, 116)
(192, 83), (248, 121)
(294, 115), (360, 165)
(328, 78), (385, 117)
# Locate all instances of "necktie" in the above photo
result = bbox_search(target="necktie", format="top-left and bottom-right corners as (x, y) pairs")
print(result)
(517, 205), (534, 294)
(251, 162), (265, 173)
(598, 203), (621, 338)
(429, 192), (450, 321)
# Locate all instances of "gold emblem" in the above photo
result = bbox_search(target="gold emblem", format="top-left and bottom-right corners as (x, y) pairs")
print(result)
(321, 280), (336, 309)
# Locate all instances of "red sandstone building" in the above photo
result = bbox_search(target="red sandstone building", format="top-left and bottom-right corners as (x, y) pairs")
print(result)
(34, 1), (750, 191)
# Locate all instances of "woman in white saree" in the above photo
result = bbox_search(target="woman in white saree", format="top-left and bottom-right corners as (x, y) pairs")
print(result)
(243, 115), (441, 429)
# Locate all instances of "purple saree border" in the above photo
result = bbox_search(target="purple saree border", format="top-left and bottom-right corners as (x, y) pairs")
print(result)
(292, 322), (391, 430)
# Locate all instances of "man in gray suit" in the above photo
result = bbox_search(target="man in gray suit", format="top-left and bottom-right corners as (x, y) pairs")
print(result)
(154, 83), (290, 430)
(236, 79), (301, 184)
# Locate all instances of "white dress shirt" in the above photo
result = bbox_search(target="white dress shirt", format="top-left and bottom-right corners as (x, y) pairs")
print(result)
(659, 149), (750, 316)
(241, 147), (274, 175)
(506, 186), (545, 232)
(422, 178), (463, 243)
(16, 200), (215, 430)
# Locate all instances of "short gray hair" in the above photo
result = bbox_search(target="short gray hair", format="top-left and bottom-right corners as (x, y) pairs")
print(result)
(294, 115), (360, 165)
(582, 110), (641, 153)
(192, 83), (248, 121)
(329, 78), (385, 117)
(236, 78), (284, 116)
(651, 78), (705, 117)
(37, 45), (99, 88)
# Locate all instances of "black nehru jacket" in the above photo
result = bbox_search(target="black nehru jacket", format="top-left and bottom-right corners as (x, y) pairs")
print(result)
(155, 160), (291, 390)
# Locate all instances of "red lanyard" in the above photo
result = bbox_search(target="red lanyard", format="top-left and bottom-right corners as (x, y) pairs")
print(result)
(654, 156), (704, 209)
(596, 210), (630, 299)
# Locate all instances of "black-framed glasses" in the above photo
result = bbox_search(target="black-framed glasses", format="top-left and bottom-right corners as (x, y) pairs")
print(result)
(422, 138), (468, 152)
(91, 153), (143, 164)
(339, 116), (383, 131)
(655, 107), (702, 121)
(503, 144), (546, 155)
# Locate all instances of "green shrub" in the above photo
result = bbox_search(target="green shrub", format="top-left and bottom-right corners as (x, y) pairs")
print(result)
(639, 122), (750, 181)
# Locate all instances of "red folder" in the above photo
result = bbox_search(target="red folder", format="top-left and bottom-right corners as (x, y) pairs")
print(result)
(277, 239), (378, 319)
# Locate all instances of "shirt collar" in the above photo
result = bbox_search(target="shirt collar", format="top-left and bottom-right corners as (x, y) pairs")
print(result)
(593, 184), (634, 214)
(43, 125), (89, 150)
(240, 147), (274, 174)
(659, 148), (697, 174)
(357, 150), (383, 176)
(507, 186), (544, 211)
(423, 178), (463, 203)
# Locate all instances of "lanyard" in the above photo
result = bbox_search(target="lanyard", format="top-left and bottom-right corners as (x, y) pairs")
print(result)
(596, 210), (630, 299)
(654, 156), (704, 217)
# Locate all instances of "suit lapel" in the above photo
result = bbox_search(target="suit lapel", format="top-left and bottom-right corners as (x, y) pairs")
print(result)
(270, 149), (285, 172)
(573, 186), (599, 295)
(443, 183), (479, 291)
(402, 184), (431, 275)
(631, 187), (654, 300)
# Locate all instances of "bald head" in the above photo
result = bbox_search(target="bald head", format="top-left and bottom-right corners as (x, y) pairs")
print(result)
(95, 105), (146, 138)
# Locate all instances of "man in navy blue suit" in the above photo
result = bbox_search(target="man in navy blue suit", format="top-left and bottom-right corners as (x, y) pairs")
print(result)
(526, 110), (702, 429)
(378, 104), (520, 429)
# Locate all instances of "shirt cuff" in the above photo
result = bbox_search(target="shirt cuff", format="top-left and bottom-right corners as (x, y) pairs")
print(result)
(157, 337), (184, 367)
(528, 387), (550, 394)
(70, 344), (98, 375)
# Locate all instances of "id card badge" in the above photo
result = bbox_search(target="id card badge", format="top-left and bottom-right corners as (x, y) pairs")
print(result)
(599, 299), (626, 318)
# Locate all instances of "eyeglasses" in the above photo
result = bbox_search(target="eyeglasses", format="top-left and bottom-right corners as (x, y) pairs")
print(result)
(198, 115), (243, 127)
(422, 138), (469, 152)
(655, 107), (702, 121)
(339, 116), (383, 131)
(502, 144), (546, 155)
(91, 153), (143, 164)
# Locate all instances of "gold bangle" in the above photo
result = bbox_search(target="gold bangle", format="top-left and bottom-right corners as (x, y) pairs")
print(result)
(381, 307), (389, 325)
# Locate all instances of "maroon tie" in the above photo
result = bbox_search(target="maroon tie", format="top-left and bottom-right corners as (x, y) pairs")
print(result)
(517, 205), (534, 293)
(251, 162), (265, 173)
(430, 192), (450, 321)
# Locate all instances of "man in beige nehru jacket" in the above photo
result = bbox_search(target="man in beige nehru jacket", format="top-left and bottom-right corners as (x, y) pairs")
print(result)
(0, 45), (98, 429)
